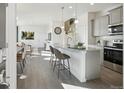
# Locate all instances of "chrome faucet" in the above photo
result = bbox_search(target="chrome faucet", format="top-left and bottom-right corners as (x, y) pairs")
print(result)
(67, 37), (72, 48)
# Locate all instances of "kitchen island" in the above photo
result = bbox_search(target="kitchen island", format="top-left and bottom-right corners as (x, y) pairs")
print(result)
(55, 46), (101, 82)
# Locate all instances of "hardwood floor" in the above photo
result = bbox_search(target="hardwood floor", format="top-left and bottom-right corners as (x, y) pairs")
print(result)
(101, 66), (123, 88)
(17, 48), (122, 89)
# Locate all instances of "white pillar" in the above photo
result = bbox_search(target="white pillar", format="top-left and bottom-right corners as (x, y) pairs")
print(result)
(6, 3), (16, 89)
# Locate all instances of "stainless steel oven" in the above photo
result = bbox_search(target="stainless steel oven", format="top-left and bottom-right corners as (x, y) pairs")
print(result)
(103, 39), (123, 73)
(108, 24), (123, 35)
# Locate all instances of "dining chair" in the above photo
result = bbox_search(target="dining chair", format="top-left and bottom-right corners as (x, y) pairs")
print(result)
(17, 49), (26, 74)
(25, 45), (32, 56)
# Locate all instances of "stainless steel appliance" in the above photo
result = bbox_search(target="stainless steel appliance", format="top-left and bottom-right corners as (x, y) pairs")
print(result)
(108, 24), (123, 35)
(103, 39), (123, 73)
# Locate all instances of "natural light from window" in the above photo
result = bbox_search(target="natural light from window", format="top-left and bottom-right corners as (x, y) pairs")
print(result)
(41, 51), (51, 56)
(61, 83), (88, 89)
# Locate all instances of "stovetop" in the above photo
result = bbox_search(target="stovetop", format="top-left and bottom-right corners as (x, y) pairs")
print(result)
(104, 46), (123, 49)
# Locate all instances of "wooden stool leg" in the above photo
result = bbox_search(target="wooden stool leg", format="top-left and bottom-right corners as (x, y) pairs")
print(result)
(52, 56), (56, 67)
(58, 59), (61, 79)
(58, 68), (60, 79)
(49, 54), (52, 63)
(51, 58), (53, 66)
(20, 63), (23, 73)
(22, 61), (25, 68)
(22, 58), (26, 68)
(67, 59), (71, 75)
(63, 60), (65, 70)
(53, 58), (57, 72)
(24, 57), (26, 64)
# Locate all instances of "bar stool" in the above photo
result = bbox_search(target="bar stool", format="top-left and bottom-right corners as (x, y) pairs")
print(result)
(53, 48), (71, 78)
(49, 46), (55, 66)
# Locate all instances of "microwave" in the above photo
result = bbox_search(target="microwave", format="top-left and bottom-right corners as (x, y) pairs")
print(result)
(108, 24), (123, 35)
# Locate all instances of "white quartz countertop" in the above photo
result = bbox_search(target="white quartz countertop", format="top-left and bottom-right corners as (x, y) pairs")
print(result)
(54, 45), (102, 53)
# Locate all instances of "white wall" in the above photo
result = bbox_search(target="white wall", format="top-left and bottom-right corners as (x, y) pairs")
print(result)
(51, 13), (89, 48)
(51, 13), (96, 48)
(51, 21), (65, 47)
(18, 25), (48, 48)
(76, 12), (96, 47)
(76, 13), (88, 46)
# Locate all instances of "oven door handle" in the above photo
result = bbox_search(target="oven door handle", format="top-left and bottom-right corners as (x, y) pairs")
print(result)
(104, 47), (123, 51)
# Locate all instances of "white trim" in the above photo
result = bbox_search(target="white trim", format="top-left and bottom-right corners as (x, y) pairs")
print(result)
(6, 3), (17, 89)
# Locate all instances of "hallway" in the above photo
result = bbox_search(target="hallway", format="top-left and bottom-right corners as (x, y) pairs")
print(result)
(17, 48), (114, 89)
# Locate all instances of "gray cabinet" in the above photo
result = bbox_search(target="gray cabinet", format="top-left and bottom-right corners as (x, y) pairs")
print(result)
(109, 6), (123, 25)
(94, 18), (100, 36)
(94, 15), (108, 36)
(0, 4), (6, 48)
(100, 15), (108, 36)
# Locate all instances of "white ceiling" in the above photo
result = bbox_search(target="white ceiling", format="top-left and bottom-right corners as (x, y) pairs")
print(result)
(16, 3), (121, 26)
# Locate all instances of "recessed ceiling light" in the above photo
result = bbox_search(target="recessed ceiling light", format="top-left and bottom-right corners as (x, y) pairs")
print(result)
(69, 6), (73, 9)
(90, 3), (94, 5)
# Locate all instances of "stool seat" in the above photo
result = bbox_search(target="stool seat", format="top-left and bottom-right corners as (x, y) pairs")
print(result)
(57, 53), (70, 60)
(62, 53), (70, 59)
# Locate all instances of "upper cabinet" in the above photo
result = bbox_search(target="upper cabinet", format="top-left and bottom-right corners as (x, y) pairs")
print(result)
(94, 17), (100, 36)
(100, 15), (109, 36)
(94, 15), (108, 36)
(0, 4), (6, 48)
(93, 6), (123, 37)
(109, 6), (123, 25)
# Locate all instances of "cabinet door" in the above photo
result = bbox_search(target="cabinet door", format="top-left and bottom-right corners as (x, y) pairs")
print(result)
(100, 15), (108, 36)
(94, 18), (100, 36)
(120, 6), (123, 23)
(109, 7), (122, 25)
(0, 5), (6, 48)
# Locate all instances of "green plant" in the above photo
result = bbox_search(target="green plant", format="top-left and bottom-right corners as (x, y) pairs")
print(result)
(77, 42), (83, 46)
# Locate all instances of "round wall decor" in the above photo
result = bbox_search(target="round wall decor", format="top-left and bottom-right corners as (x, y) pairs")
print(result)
(54, 27), (62, 35)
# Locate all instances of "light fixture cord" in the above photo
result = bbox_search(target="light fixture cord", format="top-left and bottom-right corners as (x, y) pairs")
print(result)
(75, 3), (78, 19)
(61, 7), (64, 28)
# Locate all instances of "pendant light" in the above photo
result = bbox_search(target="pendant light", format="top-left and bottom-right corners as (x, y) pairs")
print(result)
(74, 4), (79, 24)
(61, 7), (64, 29)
